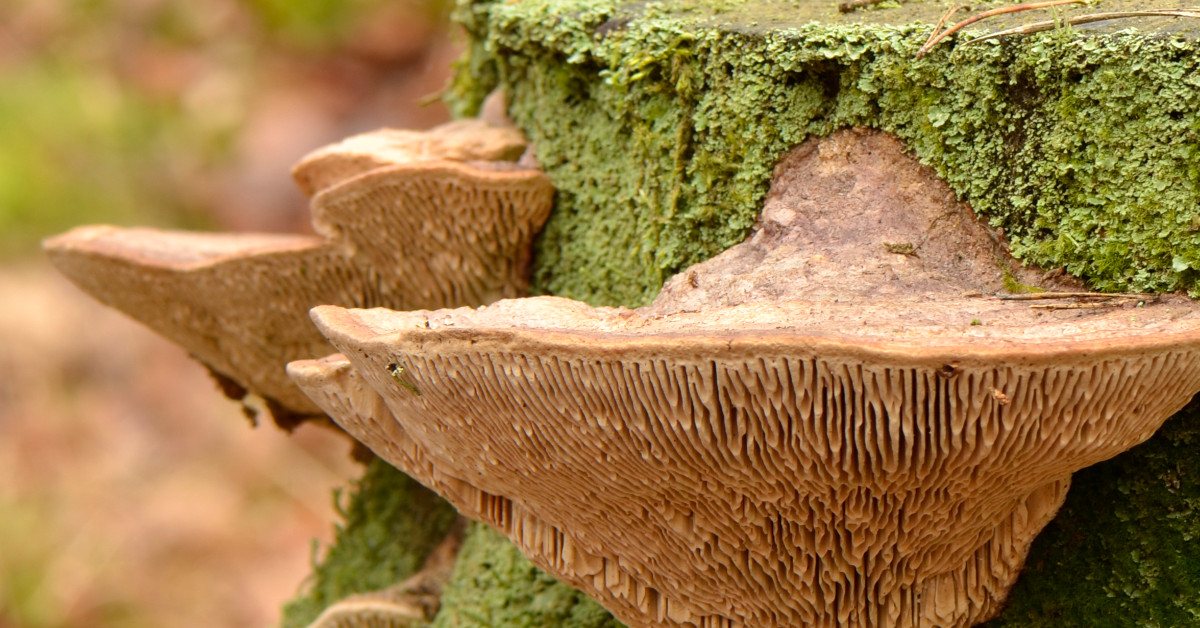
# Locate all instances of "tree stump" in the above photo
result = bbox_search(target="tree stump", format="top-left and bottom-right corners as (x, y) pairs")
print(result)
(414, 1), (1200, 626)
(46, 1), (1200, 626)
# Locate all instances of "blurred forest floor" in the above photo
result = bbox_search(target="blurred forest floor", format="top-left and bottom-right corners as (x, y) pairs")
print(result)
(0, 1), (458, 626)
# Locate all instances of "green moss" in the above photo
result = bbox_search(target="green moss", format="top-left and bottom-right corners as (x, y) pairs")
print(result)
(453, 0), (1200, 306)
(280, 459), (458, 628)
(1002, 265), (1047, 294)
(431, 524), (625, 628)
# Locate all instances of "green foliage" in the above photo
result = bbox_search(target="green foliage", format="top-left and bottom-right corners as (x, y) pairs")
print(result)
(0, 1), (232, 259)
(432, 523), (626, 628)
(280, 459), (458, 628)
(0, 59), (217, 259)
(241, 0), (441, 50)
(241, 0), (363, 47)
(0, 494), (143, 628)
(1, 0), (459, 261)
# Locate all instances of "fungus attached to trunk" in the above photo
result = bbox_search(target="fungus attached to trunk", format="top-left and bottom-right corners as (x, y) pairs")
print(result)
(290, 129), (1200, 628)
(44, 120), (553, 427)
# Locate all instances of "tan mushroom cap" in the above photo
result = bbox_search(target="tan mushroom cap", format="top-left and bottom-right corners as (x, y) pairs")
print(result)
(44, 120), (553, 426)
(292, 119), (528, 197)
(290, 129), (1200, 628)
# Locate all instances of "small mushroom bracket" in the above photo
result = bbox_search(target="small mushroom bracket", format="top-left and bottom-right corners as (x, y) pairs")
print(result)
(44, 119), (553, 426)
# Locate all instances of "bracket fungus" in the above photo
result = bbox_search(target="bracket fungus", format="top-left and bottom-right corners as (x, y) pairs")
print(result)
(44, 119), (552, 427)
(289, 129), (1200, 628)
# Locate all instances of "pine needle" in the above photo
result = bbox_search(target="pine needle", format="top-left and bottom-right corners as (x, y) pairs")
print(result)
(917, 0), (1086, 57)
(961, 9), (1200, 46)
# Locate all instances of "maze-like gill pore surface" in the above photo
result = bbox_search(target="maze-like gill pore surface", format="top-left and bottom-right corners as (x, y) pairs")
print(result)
(290, 130), (1200, 627)
(292, 309), (1200, 628)
(44, 120), (552, 423)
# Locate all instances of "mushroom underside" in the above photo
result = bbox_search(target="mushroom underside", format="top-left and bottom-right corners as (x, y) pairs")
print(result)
(292, 129), (1200, 628)
(44, 120), (554, 425)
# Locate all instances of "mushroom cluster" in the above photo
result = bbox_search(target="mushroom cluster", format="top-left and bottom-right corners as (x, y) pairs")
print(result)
(289, 130), (1200, 628)
(46, 121), (1200, 628)
(45, 119), (553, 429)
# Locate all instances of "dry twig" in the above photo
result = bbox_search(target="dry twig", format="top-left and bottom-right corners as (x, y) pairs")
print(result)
(923, 4), (966, 50)
(997, 291), (1155, 301)
(1031, 302), (1125, 310)
(961, 9), (1200, 46)
(917, 0), (1085, 57)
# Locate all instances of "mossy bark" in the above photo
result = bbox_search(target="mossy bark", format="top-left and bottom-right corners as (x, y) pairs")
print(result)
(280, 459), (458, 628)
(285, 1), (1200, 625)
(453, 0), (1200, 306)
(280, 460), (627, 628)
(981, 401), (1200, 627)
(431, 523), (624, 628)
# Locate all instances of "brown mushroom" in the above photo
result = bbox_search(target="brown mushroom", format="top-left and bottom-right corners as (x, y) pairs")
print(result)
(292, 119), (527, 197)
(44, 120), (553, 428)
(289, 129), (1200, 627)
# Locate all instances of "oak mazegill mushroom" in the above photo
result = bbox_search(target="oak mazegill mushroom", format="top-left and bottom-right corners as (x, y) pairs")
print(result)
(44, 119), (552, 429)
(289, 129), (1200, 628)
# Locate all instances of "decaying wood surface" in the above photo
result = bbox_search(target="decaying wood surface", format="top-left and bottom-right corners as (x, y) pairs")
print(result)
(289, 129), (1200, 628)
(44, 120), (552, 428)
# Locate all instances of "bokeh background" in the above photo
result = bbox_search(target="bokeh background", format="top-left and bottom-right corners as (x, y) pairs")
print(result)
(0, 1), (456, 626)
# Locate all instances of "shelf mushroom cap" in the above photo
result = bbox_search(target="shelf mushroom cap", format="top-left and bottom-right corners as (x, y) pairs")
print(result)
(44, 120), (553, 426)
(291, 119), (528, 197)
(290, 129), (1200, 628)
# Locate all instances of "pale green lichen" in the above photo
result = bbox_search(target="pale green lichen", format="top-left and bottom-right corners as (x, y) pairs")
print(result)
(454, 0), (1200, 306)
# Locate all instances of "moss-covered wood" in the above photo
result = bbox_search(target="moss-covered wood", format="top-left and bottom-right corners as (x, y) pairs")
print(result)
(285, 0), (1200, 625)
(453, 0), (1200, 307)
(431, 523), (624, 628)
(283, 461), (627, 628)
(280, 459), (458, 628)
